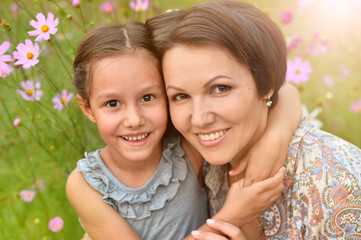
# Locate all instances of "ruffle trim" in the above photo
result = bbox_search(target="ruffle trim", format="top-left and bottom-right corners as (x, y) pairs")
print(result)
(77, 137), (187, 220)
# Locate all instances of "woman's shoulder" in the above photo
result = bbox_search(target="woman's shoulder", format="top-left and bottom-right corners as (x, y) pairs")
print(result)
(292, 120), (361, 155)
(287, 119), (361, 177)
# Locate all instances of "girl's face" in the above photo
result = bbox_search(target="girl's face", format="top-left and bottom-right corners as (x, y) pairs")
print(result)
(163, 45), (270, 166)
(81, 51), (168, 163)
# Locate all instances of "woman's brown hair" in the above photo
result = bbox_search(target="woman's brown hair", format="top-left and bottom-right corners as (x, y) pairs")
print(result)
(146, 0), (287, 104)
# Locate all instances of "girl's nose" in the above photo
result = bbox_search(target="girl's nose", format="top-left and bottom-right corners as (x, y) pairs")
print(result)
(123, 105), (145, 128)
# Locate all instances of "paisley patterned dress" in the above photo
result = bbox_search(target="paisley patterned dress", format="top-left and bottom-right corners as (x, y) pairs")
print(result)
(204, 120), (361, 239)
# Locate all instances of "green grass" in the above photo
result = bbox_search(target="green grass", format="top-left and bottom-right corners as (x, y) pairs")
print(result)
(0, 0), (360, 239)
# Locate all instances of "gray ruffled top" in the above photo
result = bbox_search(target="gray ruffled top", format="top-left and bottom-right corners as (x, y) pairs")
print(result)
(77, 136), (208, 240)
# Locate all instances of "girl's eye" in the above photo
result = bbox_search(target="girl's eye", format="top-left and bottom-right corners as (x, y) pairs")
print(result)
(141, 94), (155, 102)
(212, 85), (231, 94)
(106, 100), (120, 107)
(172, 94), (189, 101)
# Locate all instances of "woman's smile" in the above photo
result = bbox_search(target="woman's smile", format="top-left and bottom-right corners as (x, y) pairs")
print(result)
(196, 128), (230, 147)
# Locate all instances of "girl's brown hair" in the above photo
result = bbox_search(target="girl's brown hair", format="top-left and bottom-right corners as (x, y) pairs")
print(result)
(73, 21), (159, 106)
(146, 0), (287, 104)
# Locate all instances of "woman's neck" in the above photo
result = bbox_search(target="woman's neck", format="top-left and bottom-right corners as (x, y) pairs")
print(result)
(180, 136), (205, 186)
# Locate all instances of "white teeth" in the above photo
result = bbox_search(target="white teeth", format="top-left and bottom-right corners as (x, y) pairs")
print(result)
(210, 133), (215, 141)
(122, 133), (148, 141)
(199, 130), (227, 141)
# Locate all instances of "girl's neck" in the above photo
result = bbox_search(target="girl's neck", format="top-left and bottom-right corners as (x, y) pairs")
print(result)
(100, 143), (163, 188)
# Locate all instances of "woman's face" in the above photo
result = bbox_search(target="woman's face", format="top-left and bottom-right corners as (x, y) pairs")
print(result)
(162, 45), (270, 166)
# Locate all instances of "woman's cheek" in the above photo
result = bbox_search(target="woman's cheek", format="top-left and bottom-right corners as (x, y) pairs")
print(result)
(170, 105), (186, 130)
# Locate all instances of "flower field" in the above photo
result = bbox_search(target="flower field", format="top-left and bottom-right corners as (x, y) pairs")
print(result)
(1, 0), (360, 239)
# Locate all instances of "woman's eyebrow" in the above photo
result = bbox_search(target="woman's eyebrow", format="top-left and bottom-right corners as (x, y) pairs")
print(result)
(203, 75), (232, 89)
(166, 85), (185, 92)
(166, 75), (232, 92)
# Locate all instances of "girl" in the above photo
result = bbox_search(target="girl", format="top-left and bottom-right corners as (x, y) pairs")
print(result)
(66, 20), (299, 240)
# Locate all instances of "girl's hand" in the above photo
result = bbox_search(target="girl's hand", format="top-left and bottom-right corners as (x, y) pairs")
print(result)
(219, 167), (285, 227)
(229, 130), (287, 187)
(191, 219), (246, 240)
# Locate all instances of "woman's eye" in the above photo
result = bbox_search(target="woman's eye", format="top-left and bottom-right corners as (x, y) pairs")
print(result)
(141, 94), (155, 102)
(172, 94), (189, 101)
(106, 100), (120, 107)
(212, 85), (231, 94)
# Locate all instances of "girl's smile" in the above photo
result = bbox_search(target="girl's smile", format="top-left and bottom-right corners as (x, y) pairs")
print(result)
(120, 132), (151, 146)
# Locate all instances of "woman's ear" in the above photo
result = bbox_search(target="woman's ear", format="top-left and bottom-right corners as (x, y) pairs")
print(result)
(264, 89), (275, 100)
(77, 94), (96, 123)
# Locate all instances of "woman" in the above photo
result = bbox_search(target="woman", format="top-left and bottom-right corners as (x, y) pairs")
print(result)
(146, 1), (361, 239)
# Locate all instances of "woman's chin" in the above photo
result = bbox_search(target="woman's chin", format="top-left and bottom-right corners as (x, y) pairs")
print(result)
(202, 153), (231, 166)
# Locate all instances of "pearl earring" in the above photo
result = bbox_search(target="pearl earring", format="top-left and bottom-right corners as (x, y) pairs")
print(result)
(266, 96), (272, 107)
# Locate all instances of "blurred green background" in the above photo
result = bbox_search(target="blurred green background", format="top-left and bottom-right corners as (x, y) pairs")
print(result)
(0, 0), (360, 239)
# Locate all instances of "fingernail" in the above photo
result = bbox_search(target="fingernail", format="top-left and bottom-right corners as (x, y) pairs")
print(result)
(206, 219), (215, 224)
(191, 231), (200, 236)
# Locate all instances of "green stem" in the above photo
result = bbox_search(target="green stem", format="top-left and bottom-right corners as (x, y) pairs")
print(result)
(48, 39), (73, 80)
(78, 5), (88, 33)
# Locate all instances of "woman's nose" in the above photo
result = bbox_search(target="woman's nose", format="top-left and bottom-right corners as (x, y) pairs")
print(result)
(190, 99), (215, 128)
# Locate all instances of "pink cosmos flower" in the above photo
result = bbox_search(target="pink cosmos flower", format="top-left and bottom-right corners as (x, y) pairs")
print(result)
(31, 179), (46, 192)
(338, 64), (350, 77)
(13, 118), (21, 127)
(17, 80), (43, 101)
(0, 41), (13, 78)
(20, 190), (36, 202)
(349, 100), (361, 114)
(52, 90), (73, 111)
(286, 57), (312, 84)
(72, 0), (81, 7)
(11, 3), (19, 16)
(322, 74), (335, 87)
(100, 1), (116, 13)
(286, 35), (302, 52)
(28, 12), (59, 42)
(49, 217), (64, 232)
(13, 39), (40, 69)
(130, 0), (149, 12)
(281, 11), (293, 24)
(0, 64), (13, 78)
(307, 31), (329, 56)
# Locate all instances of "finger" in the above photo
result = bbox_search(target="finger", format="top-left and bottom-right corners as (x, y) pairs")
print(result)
(206, 219), (247, 240)
(243, 172), (254, 188)
(228, 159), (248, 176)
(252, 167), (285, 191)
(191, 230), (228, 240)
(244, 170), (270, 187)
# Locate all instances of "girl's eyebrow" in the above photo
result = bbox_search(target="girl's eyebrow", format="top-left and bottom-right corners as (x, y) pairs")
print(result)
(96, 93), (118, 101)
(96, 84), (164, 100)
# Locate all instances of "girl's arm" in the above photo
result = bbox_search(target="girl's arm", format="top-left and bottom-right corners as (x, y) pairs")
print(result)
(229, 83), (302, 186)
(66, 169), (141, 240)
(183, 167), (285, 240)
